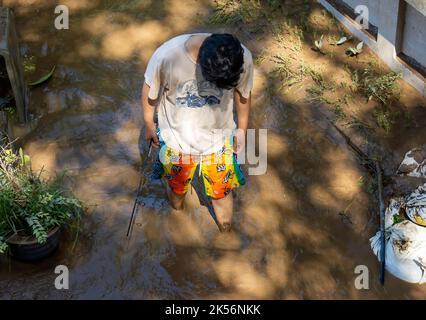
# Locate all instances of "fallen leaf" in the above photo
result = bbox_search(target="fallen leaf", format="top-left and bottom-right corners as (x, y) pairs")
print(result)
(28, 66), (56, 87)
(336, 36), (349, 45)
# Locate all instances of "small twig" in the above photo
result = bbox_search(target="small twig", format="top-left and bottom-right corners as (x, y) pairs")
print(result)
(338, 197), (356, 224)
(126, 140), (153, 239)
(331, 122), (386, 285)
(331, 123), (376, 175)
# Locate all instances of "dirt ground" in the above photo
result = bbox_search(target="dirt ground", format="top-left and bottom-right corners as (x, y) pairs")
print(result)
(0, 0), (426, 299)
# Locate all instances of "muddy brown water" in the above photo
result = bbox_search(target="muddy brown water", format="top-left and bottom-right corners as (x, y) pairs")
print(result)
(1, 0), (426, 299)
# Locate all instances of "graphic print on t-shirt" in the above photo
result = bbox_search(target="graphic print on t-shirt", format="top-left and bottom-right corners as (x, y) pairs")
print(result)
(176, 79), (223, 108)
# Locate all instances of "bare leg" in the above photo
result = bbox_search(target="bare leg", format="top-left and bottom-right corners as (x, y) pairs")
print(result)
(166, 184), (186, 210)
(212, 193), (233, 232)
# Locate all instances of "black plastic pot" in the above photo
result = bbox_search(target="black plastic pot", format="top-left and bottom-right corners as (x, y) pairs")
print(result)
(6, 226), (61, 262)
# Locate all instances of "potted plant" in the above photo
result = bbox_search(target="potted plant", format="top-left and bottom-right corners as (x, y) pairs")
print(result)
(0, 144), (83, 261)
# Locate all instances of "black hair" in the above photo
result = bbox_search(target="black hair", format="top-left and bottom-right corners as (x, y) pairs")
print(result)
(198, 33), (244, 90)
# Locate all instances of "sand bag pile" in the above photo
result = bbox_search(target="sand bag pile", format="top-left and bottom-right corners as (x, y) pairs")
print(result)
(370, 148), (426, 283)
(370, 185), (426, 284)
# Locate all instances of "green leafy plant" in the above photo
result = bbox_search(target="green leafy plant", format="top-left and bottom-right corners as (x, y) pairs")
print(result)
(0, 145), (83, 254)
(362, 71), (400, 104)
(373, 107), (396, 133)
(23, 55), (36, 74)
(1, 105), (17, 121)
(351, 67), (401, 106)
(393, 214), (404, 225)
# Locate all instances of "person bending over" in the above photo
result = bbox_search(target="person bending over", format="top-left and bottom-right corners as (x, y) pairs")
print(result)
(142, 33), (253, 232)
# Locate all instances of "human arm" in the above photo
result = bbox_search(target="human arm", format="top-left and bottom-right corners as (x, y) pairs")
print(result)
(233, 46), (253, 154)
(141, 82), (159, 147)
(233, 89), (251, 154)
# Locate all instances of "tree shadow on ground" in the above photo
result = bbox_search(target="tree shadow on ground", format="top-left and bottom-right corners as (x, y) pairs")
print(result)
(0, 0), (426, 299)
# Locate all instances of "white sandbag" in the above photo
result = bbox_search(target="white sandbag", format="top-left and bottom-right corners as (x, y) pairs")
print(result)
(397, 148), (426, 178)
(370, 198), (401, 262)
(370, 221), (426, 284)
(405, 183), (426, 226)
(370, 195), (426, 284)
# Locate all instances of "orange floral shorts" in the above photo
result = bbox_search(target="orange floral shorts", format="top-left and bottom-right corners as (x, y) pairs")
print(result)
(151, 130), (245, 199)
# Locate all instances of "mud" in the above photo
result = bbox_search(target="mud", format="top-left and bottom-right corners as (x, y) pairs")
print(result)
(1, 0), (426, 299)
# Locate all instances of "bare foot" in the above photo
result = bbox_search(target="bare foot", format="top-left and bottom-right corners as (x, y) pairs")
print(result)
(218, 222), (232, 232)
(166, 184), (185, 210)
(212, 193), (234, 232)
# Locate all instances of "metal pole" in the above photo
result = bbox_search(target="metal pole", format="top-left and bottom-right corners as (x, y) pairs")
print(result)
(126, 140), (153, 238)
(376, 161), (386, 285)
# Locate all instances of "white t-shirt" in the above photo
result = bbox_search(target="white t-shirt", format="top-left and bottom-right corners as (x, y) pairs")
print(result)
(144, 33), (254, 155)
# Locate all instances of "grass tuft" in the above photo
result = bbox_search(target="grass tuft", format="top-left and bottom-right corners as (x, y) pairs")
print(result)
(373, 106), (397, 133)
(208, 0), (261, 25)
(351, 69), (401, 105)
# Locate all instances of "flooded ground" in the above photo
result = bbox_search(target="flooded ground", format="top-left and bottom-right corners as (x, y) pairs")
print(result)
(0, 0), (426, 299)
